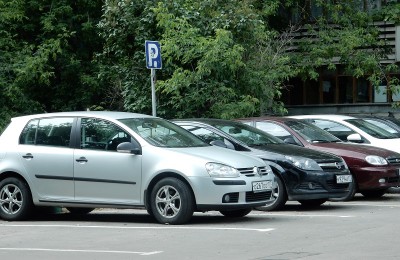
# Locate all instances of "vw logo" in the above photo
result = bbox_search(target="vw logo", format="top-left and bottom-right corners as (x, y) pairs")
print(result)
(335, 162), (342, 169)
(253, 167), (262, 177)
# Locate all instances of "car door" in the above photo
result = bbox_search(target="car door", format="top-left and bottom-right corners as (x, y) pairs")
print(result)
(18, 117), (75, 201)
(73, 117), (142, 205)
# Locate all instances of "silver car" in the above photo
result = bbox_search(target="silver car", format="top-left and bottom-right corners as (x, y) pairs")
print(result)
(0, 111), (274, 224)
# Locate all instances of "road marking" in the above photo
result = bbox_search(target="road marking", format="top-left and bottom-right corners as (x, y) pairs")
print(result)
(0, 224), (275, 232)
(0, 248), (162, 255)
(253, 212), (354, 218)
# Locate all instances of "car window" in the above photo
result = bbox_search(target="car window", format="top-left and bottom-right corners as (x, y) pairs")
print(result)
(345, 119), (398, 139)
(179, 124), (235, 149)
(285, 120), (341, 143)
(80, 118), (131, 151)
(19, 117), (73, 147)
(305, 119), (356, 141)
(119, 118), (208, 148)
(207, 121), (283, 147)
(255, 122), (291, 140)
(364, 119), (399, 135)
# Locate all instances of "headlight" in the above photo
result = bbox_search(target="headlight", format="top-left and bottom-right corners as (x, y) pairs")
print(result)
(285, 156), (322, 171)
(205, 163), (240, 178)
(365, 155), (388, 165)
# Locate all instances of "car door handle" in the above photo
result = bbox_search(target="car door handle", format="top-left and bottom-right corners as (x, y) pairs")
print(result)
(22, 153), (33, 159)
(75, 157), (88, 163)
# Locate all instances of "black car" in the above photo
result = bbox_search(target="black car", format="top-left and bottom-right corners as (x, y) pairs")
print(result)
(173, 119), (352, 211)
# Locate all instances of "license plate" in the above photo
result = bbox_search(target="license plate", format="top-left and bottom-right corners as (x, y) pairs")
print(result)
(252, 181), (272, 193)
(336, 175), (352, 184)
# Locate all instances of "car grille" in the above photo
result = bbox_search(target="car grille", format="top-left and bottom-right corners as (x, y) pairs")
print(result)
(388, 176), (400, 183)
(246, 191), (272, 202)
(318, 161), (346, 172)
(326, 180), (350, 189)
(386, 157), (400, 165)
(238, 166), (270, 177)
(297, 182), (324, 190)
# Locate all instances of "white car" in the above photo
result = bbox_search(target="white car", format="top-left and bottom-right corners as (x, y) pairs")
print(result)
(0, 111), (275, 224)
(290, 114), (400, 154)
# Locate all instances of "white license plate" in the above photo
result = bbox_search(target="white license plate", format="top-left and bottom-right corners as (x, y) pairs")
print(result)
(252, 181), (272, 193)
(336, 175), (353, 184)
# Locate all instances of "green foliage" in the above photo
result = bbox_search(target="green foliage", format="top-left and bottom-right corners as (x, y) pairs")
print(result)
(0, 0), (105, 130)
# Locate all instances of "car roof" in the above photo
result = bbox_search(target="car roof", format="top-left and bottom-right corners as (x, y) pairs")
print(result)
(12, 111), (155, 121)
(289, 114), (357, 121)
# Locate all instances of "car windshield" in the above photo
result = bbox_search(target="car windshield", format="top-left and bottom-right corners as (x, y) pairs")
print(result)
(286, 120), (342, 143)
(119, 118), (208, 148)
(345, 119), (398, 139)
(206, 120), (283, 147)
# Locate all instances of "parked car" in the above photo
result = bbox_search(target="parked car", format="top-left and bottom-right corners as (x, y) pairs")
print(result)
(238, 116), (400, 200)
(291, 114), (400, 154)
(173, 119), (352, 210)
(0, 111), (276, 224)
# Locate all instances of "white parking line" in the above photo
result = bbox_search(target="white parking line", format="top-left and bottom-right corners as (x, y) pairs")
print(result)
(253, 212), (354, 218)
(0, 248), (162, 255)
(0, 224), (275, 232)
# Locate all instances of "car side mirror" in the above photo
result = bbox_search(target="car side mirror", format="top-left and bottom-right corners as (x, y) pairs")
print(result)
(347, 133), (363, 143)
(283, 137), (299, 146)
(117, 142), (142, 155)
(210, 140), (228, 148)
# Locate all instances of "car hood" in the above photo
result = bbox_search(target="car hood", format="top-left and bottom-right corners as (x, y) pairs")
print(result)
(167, 145), (266, 168)
(248, 143), (340, 162)
(310, 142), (400, 158)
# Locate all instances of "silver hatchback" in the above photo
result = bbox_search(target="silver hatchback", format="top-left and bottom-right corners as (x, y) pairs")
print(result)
(0, 111), (274, 224)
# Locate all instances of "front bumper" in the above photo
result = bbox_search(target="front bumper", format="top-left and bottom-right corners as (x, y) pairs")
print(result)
(352, 165), (400, 190)
(283, 168), (352, 200)
(189, 175), (275, 211)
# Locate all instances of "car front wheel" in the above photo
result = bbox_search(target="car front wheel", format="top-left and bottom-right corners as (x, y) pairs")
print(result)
(0, 177), (33, 221)
(150, 177), (194, 225)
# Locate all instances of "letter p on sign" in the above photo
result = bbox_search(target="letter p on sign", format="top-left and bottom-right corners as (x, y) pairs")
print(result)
(145, 41), (162, 69)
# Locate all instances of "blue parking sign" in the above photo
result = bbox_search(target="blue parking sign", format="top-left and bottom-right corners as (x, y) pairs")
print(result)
(145, 41), (162, 69)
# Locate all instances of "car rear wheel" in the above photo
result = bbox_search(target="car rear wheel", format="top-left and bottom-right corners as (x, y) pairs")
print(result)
(150, 177), (194, 225)
(255, 174), (287, 211)
(220, 208), (252, 218)
(66, 207), (94, 215)
(360, 189), (386, 198)
(0, 177), (33, 221)
(298, 199), (327, 208)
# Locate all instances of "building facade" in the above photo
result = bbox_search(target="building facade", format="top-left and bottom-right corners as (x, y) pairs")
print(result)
(279, 1), (400, 116)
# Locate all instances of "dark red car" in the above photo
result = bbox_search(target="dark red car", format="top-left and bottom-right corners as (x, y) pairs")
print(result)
(238, 117), (400, 200)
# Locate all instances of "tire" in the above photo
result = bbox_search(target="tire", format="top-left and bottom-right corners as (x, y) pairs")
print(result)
(220, 208), (252, 218)
(150, 177), (194, 225)
(298, 199), (327, 208)
(66, 207), (94, 215)
(360, 189), (386, 198)
(0, 177), (33, 221)
(329, 174), (357, 202)
(255, 174), (287, 211)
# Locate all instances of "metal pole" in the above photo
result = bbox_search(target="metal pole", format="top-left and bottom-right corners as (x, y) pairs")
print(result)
(151, 68), (157, 116)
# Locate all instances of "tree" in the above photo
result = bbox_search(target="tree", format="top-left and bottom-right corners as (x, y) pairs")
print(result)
(0, 0), (105, 130)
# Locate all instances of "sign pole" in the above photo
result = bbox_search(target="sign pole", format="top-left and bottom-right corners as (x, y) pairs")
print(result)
(145, 40), (162, 117)
(151, 68), (156, 116)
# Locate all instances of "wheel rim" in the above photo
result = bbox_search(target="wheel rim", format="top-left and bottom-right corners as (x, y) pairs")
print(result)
(155, 185), (181, 219)
(0, 184), (23, 215)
